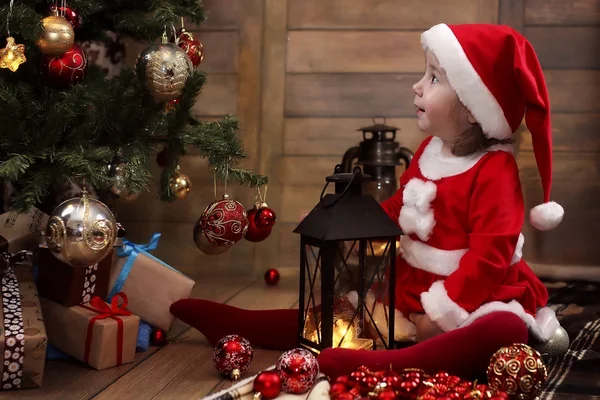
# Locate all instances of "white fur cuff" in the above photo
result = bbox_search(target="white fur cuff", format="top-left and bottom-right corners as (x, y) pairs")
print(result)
(420, 280), (469, 332)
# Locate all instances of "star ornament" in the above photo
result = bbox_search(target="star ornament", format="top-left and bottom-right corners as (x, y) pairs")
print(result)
(0, 37), (26, 72)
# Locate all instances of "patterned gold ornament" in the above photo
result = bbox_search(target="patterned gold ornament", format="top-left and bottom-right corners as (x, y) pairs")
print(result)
(43, 188), (117, 267)
(0, 37), (26, 72)
(36, 14), (75, 57)
(135, 42), (193, 103)
(169, 169), (192, 200)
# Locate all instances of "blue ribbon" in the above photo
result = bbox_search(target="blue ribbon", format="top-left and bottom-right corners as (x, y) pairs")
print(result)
(107, 233), (180, 301)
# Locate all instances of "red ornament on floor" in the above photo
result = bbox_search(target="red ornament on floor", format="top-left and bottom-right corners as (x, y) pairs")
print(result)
(151, 328), (168, 346)
(41, 43), (88, 88)
(213, 334), (254, 380)
(264, 268), (280, 286)
(276, 348), (319, 394)
(245, 206), (272, 242)
(253, 371), (282, 400)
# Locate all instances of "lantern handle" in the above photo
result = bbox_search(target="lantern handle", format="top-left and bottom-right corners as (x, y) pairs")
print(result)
(319, 166), (361, 208)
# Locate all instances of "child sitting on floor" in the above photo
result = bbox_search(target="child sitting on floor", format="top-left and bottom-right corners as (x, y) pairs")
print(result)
(170, 23), (565, 379)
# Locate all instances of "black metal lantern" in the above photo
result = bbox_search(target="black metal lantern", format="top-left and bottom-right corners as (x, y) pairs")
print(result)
(293, 165), (403, 353)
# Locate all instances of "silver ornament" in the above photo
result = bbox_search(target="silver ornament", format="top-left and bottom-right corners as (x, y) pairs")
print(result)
(135, 42), (193, 103)
(193, 223), (230, 255)
(531, 325), (570, 360)
(44, 191), (117, 267)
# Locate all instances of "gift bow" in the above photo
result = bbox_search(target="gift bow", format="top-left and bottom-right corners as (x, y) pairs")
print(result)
(80, 292), (132, 365)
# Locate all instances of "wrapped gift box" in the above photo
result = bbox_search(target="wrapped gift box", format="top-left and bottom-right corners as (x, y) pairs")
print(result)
(0, 263), (47, 390)
(41, 294), (139, 370)
(36, 249), (113, 307)
(108, 233), (195, 331)
(0, 208), (48, 254)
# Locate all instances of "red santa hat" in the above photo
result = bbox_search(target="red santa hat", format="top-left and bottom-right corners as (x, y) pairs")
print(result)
(421, 23), (564, 231)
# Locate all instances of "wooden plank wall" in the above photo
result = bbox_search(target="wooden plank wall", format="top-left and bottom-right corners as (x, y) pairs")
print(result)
(500, 0), (600, 268)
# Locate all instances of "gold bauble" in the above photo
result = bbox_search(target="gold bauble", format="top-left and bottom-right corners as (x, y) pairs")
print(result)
(44, 193), (117, 267)
(170, 171), (191, 200)
(193, 223), (230, 255)
(530, 325), (570, 360)
(134, 43), (193, 103)
(36, 15), (75, 57)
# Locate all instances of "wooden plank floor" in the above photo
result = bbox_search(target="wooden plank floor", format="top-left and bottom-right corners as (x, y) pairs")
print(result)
(0, 267), (299, 400)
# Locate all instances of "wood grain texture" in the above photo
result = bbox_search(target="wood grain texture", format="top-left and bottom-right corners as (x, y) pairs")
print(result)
(524, 0), (600, 25)
(285, 74), (420, 117)
(288, 0), (481, 29)
(499, 0), (524, 31)
(187, 0), (257, 30)
(192, 74), (238, 117)
(284, 117), (425, 156)
(478, 0), (500, 23)
(518, 151), (600, 182)
(545, 70), (600, 113)
(281, 185), (329, 223)
(519, 113), (600, 152)
(280, 223), (301, 268)
(287, 31), (423, 73)
(525, 27), (600, 69)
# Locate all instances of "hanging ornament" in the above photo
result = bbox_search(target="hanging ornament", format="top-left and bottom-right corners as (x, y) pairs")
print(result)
(197, 193), (249, 247)
(245, 186), (274, 242)
(43, 184), (117, 267)
(135, 28), (193, 103)
(49, 3), (82, 31)
(253, 371), (282, 400)
(169, 166), (192, 200)
(36, 7), (75, 57)
(487, 343), (547, 399)
(150, 328), (168, 346)
(0, 1), (26, 72)
(264, 268), (280, 286)
(107, 155), (139, 202)
(212, 334), (254, 381)
(276, 348), (319, 395)
(175, 28), (204, 68)
(41, 43), (88, 88)
(193, 222), (230, 255)
(245, 204), (272, 242)
(255, 204), (276, 230)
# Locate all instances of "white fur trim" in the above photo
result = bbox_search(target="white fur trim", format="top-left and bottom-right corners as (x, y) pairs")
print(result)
(403, 178), (437, 213)
(460, 301), (559, 341)
(510, 233), (524, 265)
(421, 23), (512, 140)
(488, 143), (516, 155)
(418, 137), (486, 180)
(401, 236), (467, 276)
(421, 280), (470, 331)
(529, 201), (564, 231)
(399, 206), (435, 242)
(347, 291), (416, 342)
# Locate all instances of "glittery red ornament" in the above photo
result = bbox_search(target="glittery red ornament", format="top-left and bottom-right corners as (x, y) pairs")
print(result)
(198, 194), (249, 247)
(255, 204), (276, 229)
(49, 5), (82, 30)
(487, 343), (548, 399)
(172, 28), (204, 68)
(150, 328), (168, 346)
(253, 371), (281, 399)
(264, 268), (280, 286)
(276, 348), (319, 394)
(245, 206), (272, 242)
(376, 389), (396, 400)
(41, 43), (88, 88)
(212, 334), (254, 380)
(333, 393), (354, 400)
(329, 383), (347, 396)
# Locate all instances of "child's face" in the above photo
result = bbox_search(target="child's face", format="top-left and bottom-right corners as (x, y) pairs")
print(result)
(412, 51), (473, 142)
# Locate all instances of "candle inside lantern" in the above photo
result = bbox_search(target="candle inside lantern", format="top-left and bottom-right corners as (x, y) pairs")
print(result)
(307, 318), (373, 350)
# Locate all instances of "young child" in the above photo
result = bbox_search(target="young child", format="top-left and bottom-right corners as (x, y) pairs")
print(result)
(170, 23), (565, 379)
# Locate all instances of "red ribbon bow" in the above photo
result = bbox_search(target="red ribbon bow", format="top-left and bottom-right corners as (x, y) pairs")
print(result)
(79, 292), (132, 366)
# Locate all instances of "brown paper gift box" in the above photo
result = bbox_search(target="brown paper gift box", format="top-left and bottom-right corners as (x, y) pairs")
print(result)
(0, 208), (48, 254)
(36, 248), (113, 307)
(108, 239), (195, 331)
(40, 296), (139, 371)
(0, 266), (47, 390)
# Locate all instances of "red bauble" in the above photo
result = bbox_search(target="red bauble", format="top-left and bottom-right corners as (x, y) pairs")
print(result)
(198, 194), (249, 247)
(41, 43), (88, 88)
(212, 334), (254, 380)
(329, 383), (347, 396)
(245, 206), (272, 242)
(276, 348), (319, 394)
(255, 204), (276, 229)
(171, 28), (204, 67)
(487, 343), (548, 399)
(150, 328), (168, 346)
(49, 5), (82, 30)
(333, 393), (354, 400)
(376, 390), (397, 400)
(253, 371), (282, 399)
(264, 268), (280, 286)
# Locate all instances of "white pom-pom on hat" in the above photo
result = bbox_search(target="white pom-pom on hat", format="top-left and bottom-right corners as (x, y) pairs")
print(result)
(529, 201), (564, 231)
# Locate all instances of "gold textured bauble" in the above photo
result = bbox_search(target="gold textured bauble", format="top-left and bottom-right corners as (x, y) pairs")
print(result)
(193, 222), (230, 255)
(36, 15), (75, 57)
(44, 193), (117, 267)
(135, 43), (193, 103)
(170, 171), (192, 200)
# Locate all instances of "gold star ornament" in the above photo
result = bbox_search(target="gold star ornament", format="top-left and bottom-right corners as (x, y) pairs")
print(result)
(0, 37), (26, 72)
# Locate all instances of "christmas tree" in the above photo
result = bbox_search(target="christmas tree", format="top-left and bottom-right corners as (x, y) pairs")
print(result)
(0, 0), (267, 214)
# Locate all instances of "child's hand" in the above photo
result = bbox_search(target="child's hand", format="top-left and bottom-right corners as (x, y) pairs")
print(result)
(409, 313), (444, 342)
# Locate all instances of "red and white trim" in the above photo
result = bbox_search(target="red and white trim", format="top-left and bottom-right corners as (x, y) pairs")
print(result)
(401, 236), (467, 276)
(421, 280), (559, 341)
(421, 24), (513, 140)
